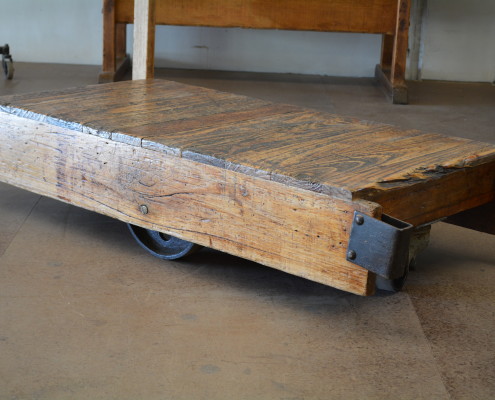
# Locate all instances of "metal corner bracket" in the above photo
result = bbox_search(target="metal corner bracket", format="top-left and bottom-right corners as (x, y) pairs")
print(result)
(346, 212), (413, 279)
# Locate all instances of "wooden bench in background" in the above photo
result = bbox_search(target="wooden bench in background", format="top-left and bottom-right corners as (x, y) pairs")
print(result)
(98, 0), (412, 104)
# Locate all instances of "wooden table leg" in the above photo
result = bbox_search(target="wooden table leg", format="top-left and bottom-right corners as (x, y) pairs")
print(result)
(132, 0), (156, 80)
(375, 0), (411, 104)
(98, 0), (131, 83)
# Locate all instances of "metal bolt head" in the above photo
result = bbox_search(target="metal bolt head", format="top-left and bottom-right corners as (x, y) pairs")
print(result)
(355, 214), (364, 225)
(347, 250), (357, 260)
(139, 204), (149, 215)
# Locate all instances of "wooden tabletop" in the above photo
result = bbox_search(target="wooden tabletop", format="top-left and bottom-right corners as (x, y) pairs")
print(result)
(2, 79), (494, 220)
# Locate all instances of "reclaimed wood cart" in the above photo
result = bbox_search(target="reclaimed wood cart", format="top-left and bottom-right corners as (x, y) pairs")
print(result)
(1, 79), (494, 295)
(99, 0), (412, 103)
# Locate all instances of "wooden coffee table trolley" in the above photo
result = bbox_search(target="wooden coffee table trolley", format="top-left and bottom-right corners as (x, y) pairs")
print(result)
(1, 79), (494, 295)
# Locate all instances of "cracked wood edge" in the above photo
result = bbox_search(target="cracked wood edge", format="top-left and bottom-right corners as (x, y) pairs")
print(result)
(354, 156), (495, 226)
(0, 111), (380, 295)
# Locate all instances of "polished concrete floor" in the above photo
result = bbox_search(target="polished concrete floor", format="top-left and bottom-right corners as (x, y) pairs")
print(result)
(0, 63), (494, 399)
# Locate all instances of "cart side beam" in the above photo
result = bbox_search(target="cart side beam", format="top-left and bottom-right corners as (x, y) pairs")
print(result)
(0, 110), (380, 295)
(444, 201), (495, 235)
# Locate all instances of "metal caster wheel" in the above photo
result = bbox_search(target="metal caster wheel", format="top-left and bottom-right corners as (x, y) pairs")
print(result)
(2, 57), (14, 80)
(1, 44), (14, 80)
(376, 225), (431, 293)
(375, 258), (413, 292)
(128, 224), (202, 260)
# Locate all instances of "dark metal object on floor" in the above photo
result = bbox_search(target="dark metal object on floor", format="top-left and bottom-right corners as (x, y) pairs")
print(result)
(0, 44), (14, 80)
(127, 223), (202, 260)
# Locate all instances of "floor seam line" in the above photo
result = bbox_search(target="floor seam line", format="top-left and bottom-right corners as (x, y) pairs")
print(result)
(0, 195), (42, 258)
(405, 292), (453, 400)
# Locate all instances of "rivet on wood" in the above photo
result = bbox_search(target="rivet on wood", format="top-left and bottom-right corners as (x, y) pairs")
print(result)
(355, 214), (364, 225)
(139, 204), (149, 215)
(347, 250), (357, 260)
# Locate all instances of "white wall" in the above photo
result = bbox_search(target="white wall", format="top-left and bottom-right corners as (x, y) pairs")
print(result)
(149, 26), (381, 77)
(0, 0), (494, 82)
(0, 0), (102, 65)
(420, 0), (495, 82)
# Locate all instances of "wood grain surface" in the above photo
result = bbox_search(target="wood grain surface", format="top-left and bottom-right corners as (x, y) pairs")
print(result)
(0, 111), (379, 295)
(1, 79), (494, 294)
(1, 79), (494, 226)
(114, 0), (398, 34)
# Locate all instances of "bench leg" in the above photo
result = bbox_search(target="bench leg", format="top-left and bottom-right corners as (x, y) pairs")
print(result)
(375, 0), (411, 104)
(132, 0), (156, 80)
(98, 0), (131, 83)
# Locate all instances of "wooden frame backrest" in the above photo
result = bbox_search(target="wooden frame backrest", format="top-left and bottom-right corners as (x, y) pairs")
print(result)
(124, 0), (398, 34)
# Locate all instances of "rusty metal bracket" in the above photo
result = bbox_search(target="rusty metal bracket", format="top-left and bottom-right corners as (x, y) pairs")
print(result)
(346, 212), (413, 279)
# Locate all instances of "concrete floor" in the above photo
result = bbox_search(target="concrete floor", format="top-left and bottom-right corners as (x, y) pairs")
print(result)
(0, 63), (494, 399)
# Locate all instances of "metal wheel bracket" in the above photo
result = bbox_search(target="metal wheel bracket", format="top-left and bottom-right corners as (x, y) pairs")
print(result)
(346, 212), (413, 280)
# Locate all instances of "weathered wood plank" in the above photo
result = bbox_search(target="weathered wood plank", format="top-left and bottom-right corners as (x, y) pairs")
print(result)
(356, 161), (495, 226)
(2, 80), (494, 226)
(0, 111), (379, 295)
(115, 0), (398, 34)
